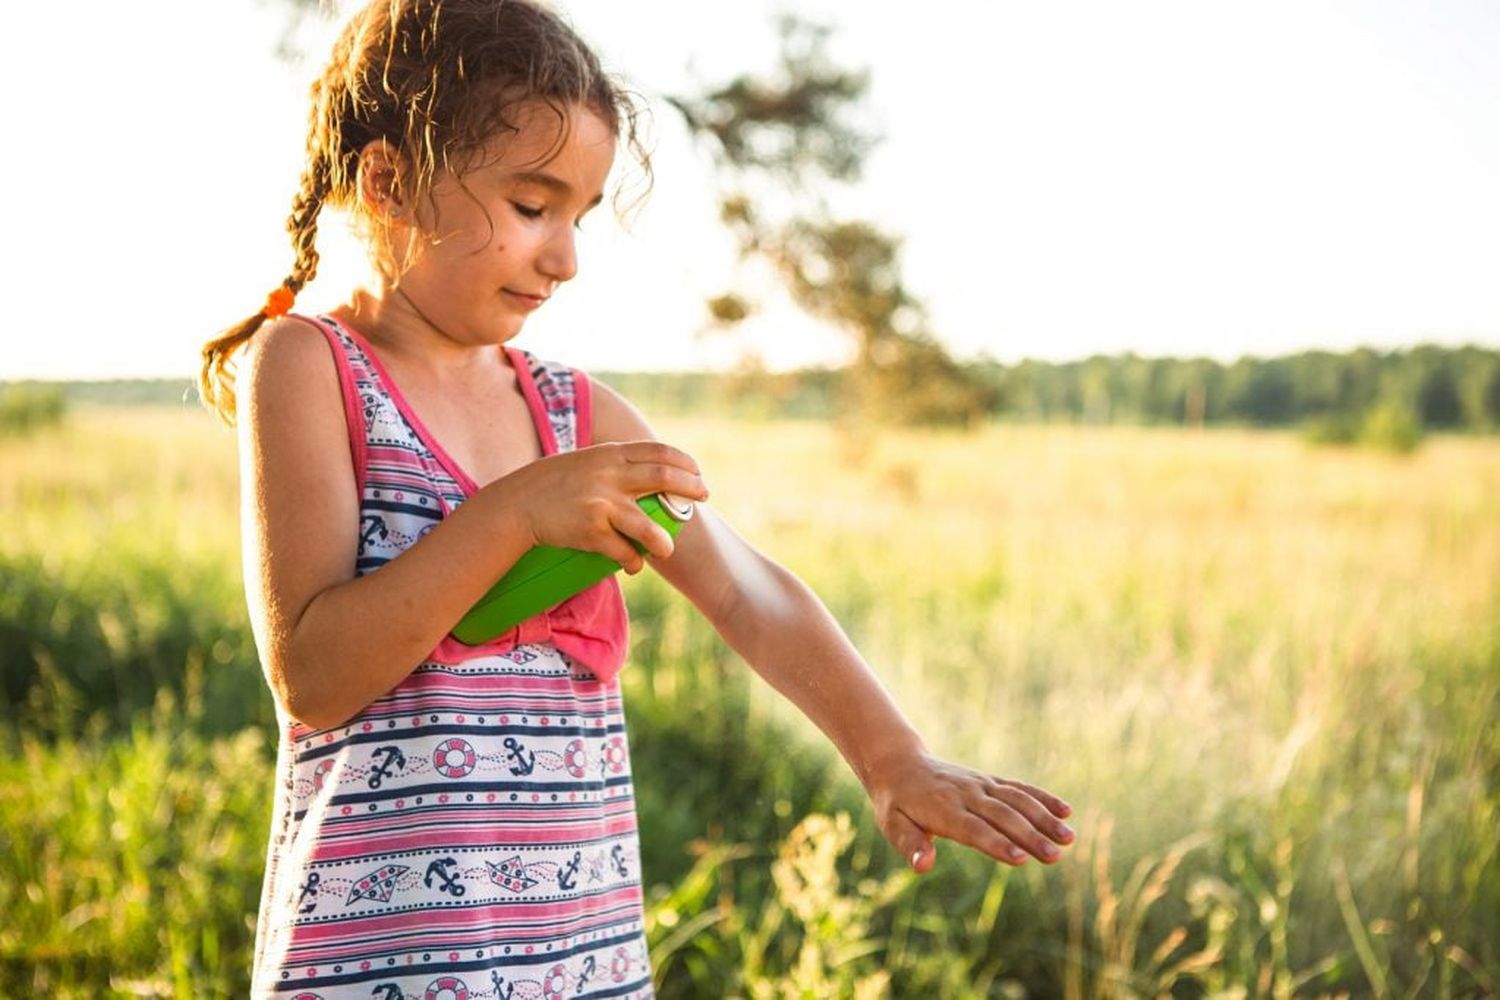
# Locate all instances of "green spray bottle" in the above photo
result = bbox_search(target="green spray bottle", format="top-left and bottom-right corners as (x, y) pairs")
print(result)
(452, 492), (694, 645)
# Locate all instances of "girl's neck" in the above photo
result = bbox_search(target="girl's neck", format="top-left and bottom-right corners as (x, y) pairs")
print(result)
(336, 286), (503, 375)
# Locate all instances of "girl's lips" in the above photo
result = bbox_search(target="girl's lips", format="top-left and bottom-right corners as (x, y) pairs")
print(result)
(503, 289), (548, 310)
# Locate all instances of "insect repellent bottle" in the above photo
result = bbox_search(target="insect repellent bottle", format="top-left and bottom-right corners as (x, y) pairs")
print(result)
(452, 493), (694, 645)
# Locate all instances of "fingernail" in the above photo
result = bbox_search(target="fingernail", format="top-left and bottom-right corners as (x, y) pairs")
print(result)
(911, 850), (923, 868)
(1060, 825), (1075, 840)
(1042, 844), (1060, 860)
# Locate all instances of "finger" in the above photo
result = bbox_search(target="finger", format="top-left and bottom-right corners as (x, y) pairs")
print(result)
(953, 809), (1030, 866)
(968, 795), (1064, 863)
(608, 507), (674, 568)
(885, 807), (937, 874)
(985, 781), (1076, 846)
(618, 440), (701, 475)
(623, 463), (709, 503)
(994, 777), (1073, 821)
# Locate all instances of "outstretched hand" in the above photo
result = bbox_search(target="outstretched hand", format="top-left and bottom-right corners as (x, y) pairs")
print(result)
(862, 750), (1075, 873)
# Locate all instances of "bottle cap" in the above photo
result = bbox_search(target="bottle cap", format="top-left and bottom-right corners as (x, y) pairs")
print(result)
(655, 492), (695, 522)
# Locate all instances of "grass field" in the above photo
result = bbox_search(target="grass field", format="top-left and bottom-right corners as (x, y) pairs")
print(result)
(2, 407), (1497, 997)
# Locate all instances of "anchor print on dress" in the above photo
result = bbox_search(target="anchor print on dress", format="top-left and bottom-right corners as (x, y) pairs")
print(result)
(557, 851), (582, 891)
(490, 970), (515, 1000)
(345, 863), (410, 905)
(359, 513), (389, 550)
(582, 843), (630, 886)
(486, 855), (539, 894)
(575, 956), (597, 994)
(424, 857), (466, 897)
(502, 737), (535, 776)
(296, 871), (321, 914)
(367, 745), (406, 789)
(371, 986), (403, 1000)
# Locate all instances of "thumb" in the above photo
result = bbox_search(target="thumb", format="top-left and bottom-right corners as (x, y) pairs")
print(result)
(887, 809), (937, 874)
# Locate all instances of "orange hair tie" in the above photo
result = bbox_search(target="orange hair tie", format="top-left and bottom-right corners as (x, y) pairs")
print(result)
(263, 286), (296, 319)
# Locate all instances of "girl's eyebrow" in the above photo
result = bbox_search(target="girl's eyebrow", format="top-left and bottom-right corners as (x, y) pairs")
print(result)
(508, 170), (604, 209)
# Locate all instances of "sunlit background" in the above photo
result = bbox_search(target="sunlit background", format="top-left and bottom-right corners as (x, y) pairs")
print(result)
(5, 4), (1500, 995)
(4, 0), (1498, 379)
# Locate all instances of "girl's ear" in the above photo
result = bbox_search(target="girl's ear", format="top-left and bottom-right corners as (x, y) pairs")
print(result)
(356, 139), (406, 218)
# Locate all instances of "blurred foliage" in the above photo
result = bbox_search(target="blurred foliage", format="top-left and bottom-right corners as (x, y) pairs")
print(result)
(0, 552), (270, 741)
(0, 384), (66, 437)
(976, 344), (1500, 438)
(669, 17), (995, 427)
(1, 709), (269, 997)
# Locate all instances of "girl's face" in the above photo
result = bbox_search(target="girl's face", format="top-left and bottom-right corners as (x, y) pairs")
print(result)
(389, 102), (617, 347)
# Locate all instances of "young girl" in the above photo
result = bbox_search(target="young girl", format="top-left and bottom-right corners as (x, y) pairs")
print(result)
(201, 2), (1073, 995)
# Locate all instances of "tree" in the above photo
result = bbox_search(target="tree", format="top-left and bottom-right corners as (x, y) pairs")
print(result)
(668, 17), (993, 426)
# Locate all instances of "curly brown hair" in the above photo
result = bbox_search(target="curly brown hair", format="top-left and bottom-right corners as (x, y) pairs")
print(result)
(199, 0), (648, 423)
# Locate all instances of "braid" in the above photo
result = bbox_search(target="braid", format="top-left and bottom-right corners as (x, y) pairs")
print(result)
(198, 0), (652, 426)
(285, 158), (329, 296)
(197, 156), (330, 425)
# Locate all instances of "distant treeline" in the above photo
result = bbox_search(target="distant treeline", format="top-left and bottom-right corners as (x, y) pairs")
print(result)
(978, 344), (1500, 430)
(612, 344), (1500, 431)
(8, 344), (1498, 431)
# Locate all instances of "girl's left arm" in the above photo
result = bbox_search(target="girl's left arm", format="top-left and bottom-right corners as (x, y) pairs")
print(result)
(593, 382), (1074, 872)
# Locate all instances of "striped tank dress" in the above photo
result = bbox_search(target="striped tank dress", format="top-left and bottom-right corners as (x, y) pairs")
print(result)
(251, 314), (653, 999)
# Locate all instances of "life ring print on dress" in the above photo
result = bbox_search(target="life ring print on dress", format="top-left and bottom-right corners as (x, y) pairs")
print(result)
(432, 738), (477, 779)
(311, 758), (336, 792)
(542, 964), (569, 999)
(563, 739), (588, 778)
(610, 946), (632, 983)
(424, 975), (469, 1000)
(601, 736), (626, 775)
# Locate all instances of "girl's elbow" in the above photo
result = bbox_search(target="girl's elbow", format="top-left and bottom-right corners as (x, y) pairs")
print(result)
(270, 658), (349, 731)
(282, 697), (346, 732)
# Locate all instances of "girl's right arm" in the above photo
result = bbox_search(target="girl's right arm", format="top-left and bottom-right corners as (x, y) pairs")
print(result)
(237, 319), (706, 730)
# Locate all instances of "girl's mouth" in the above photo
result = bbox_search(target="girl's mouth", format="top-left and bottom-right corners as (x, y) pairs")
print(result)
(503, 289), (548, 310)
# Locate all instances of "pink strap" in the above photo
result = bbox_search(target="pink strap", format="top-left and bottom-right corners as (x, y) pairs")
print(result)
(300, 314), (369, 496)
(507, 346), (560, 455)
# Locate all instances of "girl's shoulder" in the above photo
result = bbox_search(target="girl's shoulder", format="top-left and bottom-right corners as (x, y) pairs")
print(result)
(240, 314), (336, 380)
(235, 315), (346, 428)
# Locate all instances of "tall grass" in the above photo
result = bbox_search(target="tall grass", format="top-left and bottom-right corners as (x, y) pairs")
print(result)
(2, 409), (1497, 996)
(0, 705), (268, 997)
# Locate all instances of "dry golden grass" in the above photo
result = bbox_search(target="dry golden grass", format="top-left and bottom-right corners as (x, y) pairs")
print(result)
(3, 409), (1496, 995)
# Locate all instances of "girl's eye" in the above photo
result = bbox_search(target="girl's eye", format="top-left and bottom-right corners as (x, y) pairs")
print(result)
(512, 202), (544, 220)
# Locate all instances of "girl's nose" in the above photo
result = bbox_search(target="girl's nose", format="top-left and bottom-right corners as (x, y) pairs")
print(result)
(538, 226), (578, 283)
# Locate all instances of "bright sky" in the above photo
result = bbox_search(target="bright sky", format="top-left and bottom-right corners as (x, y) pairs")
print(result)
(4, 0), (1498, 379)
